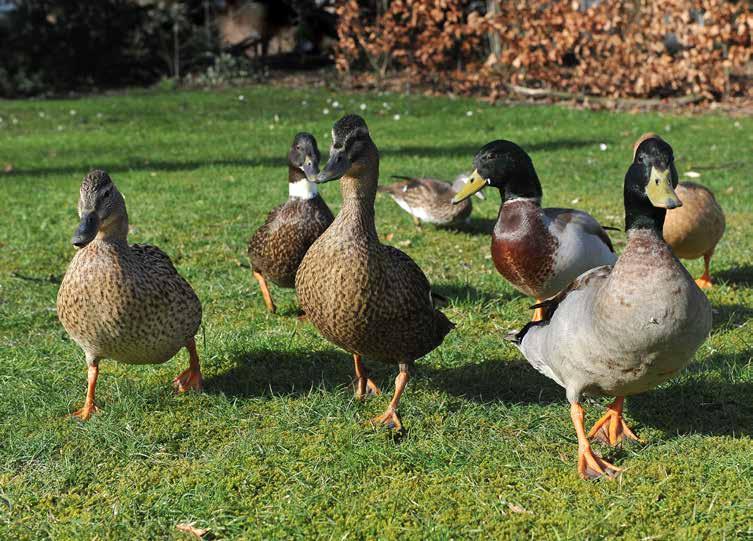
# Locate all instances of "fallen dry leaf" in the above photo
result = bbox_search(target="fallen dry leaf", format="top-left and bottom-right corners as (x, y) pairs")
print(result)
(385, 232), (394, 241)
(508, 503), (532, 515)
(176, 522), (209, 538)
(3, 163), (13, 173)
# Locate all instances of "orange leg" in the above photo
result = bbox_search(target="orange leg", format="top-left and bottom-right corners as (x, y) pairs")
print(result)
(173, 337), (204, 393)
(370, 368), (409, 432)
(571, 402), (622, 480)
(587, 396), (641, 446)
(72, 361), (100, 420)
(532, 298), (544, 322)
(253, 271), (276, 313)
(695, 252), (713, 290)
(353, 354), (381, 400)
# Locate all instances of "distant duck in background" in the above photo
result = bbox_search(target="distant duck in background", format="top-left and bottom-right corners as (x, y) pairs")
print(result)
(452, 140), (617, 321)
(629, 134), (726, 289)
(378, 173), (484, 227)
(248, 133), (334, 313)
(57, 170), (204, 420)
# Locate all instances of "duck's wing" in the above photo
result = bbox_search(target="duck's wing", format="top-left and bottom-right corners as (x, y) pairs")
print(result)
(379, 177), (452, 201)
(508, 265), (612, 387)
(546, 208), (616, 253)
(130, 243), (181, 275)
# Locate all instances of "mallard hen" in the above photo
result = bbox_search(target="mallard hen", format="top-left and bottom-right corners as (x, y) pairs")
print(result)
(510, 136), (712, 480)
(295, 115), (454, 431)
(57, 170), (203, 420)
(248, 132), (334, 313)
(452, 140), (617, 321)
(378, 173), (483, 227)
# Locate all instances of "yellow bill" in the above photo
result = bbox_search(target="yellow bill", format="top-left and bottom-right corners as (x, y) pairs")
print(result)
(452, 169), (487, 204)
(646, 166), (682, 209)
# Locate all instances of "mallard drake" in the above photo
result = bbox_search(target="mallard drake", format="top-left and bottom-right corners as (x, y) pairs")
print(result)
(510, 135), (712, 480)
(248, 133), (334, 313)
(452, 140), (617, 321)
(630, 134), (727, 289)
(295, 115), (454, 431)
(378, 173), (484, 227)
(57, 170), (203, 420)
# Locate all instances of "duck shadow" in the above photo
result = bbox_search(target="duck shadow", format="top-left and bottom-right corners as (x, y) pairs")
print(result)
(628, 379), (753, 438)
(448, 217), (496, 236)
(712, 303), (753, 333)
(716, 265), (753, 288)
(205, 348), (355, 398)
(425, 358), (564, 405)
(432, 283), (517, 306)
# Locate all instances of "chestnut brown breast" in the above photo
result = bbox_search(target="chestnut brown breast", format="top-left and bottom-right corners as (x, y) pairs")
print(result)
(491, 200), (558, 298)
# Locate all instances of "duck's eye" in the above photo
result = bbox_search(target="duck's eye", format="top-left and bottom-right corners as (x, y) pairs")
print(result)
(102, 189), (111, 198)
(333, 142), (343, 150)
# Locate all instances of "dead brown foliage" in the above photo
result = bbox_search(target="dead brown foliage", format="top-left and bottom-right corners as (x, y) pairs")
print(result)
(335, 1), (753, 101)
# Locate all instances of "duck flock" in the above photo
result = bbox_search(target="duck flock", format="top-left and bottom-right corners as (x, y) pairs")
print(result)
(56, 114), (726, 481)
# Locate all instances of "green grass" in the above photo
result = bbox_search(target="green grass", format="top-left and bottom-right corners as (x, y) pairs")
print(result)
(1, 85), (752, 539)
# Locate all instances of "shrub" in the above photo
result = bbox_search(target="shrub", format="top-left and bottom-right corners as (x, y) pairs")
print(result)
(334, 0), (753, 101)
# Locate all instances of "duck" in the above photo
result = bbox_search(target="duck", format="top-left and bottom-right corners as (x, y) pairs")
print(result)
(57, 170), (203, 420)
(629, 134), (727, 289)
(509, 135), (712, 480)
(295, 115), (454, 431)
(248, 132), (334, 313)
(378, 173), (484, 227)
(452, 140), (617, 321)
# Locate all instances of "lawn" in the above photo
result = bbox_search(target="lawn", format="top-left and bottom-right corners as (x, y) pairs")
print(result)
(1, 85), (752, 539)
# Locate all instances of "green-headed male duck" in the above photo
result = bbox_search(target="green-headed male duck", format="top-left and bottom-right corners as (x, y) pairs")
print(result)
(510, 136), (712, 480)
(453, 140), (617, 320)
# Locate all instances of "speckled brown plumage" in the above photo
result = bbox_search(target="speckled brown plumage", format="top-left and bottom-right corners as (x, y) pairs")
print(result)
(249, 194), (333, 287)
(247, 133), (333, 311)
(295, 115), (453, 430)
(378, 175), (473, 226)
(57, 170), (203, 419)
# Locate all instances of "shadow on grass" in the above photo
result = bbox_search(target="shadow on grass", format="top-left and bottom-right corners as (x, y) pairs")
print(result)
(432, 282), (514, 306)
(7, 157), (283, 178)
(426, 358), (563, 405)
(716, 265), (753, 288)
(712, 303), (753, 333)
(629, 378), (753, 438)
(205, 348), (354, 398)
(448, 216), (496, 236)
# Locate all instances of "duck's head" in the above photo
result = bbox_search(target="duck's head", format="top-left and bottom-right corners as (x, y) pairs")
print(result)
(289, 132), (320, 181)
(624, 134), (681, 231)
(314, 114), (377, 184)
(452, 140), (541, 204)
(72, 170), (128, 248)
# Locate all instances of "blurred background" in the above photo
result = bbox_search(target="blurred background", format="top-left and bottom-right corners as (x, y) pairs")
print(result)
(0, 0), (751, 104)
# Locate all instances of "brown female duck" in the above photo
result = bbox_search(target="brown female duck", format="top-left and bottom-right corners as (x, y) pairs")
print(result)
(57, 170), (203, 420)
(378, 173), (484, 227)
(452, 140), (617, 320)
(248, 133), (334, 313)
(295, 115), (454, 431)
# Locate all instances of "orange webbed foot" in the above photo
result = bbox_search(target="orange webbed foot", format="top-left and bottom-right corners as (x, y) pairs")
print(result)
(173, 367), (204, 393)
(695, 275), (713, 289)
(587, 398), (641, 446)
(577, 445), (622, 480)
(355, 378), (382, 401)
(369, 407), (403, 432)
(71, 403), (100, 421)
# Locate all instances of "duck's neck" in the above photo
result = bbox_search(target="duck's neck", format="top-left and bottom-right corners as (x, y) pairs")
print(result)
(95, 210), (129, 245)
(336, 168), (378, 242)
(502, 164), (543, 203)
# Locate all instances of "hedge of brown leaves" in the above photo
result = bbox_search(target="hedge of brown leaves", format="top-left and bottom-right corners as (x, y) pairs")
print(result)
(335, 1), (753, 101)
